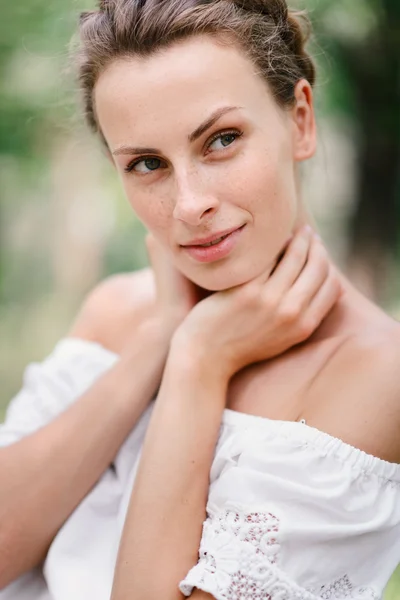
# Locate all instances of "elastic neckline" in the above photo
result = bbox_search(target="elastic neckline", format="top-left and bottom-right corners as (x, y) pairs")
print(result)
(222, 408), (400, 484)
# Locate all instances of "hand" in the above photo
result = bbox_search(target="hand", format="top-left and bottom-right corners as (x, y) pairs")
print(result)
(145, 233), (208, 344)
(172, 227), (343, 381)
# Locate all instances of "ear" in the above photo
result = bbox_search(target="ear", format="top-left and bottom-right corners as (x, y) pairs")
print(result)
(291, 79), (317, 162)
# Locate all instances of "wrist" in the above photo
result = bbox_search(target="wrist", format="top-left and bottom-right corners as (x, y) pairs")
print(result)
(122, 315), (169, 358)
(169, 329), (231, 387)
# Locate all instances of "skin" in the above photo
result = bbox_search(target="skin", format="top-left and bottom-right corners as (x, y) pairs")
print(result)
(95, 35), (316, 292)
(92, 35), (400, 599)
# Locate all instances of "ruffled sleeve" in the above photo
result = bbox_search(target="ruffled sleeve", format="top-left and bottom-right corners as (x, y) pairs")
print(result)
(179, 410), (396, 600)
(0, 338), (118, 447)
(179, 500), (320, 600)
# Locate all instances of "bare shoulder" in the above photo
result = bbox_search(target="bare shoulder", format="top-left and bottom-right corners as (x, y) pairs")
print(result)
(328, 321), (400, 392)
(69, 267), (156, 354)
(308, 318), (400, 461)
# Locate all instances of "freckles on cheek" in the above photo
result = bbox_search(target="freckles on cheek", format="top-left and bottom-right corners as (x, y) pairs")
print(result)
(127, 191), (171, 233)
(234, 149), (279, 203)
(244, 168), (279, 211)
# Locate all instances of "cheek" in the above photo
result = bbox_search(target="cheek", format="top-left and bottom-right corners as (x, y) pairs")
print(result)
(227, 146), (294, 217)
(124, 185), (171, 235)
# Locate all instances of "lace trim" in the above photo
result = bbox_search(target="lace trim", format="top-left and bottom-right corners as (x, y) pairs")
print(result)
(179, 504), (380, 600)
(310, 575), (380, 599)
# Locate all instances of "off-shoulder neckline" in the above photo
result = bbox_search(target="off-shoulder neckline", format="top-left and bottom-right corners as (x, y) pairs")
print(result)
(58, 337), (400, 484)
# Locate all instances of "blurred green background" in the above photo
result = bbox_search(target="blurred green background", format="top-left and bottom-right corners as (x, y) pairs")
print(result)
(1, 0), (400, 595)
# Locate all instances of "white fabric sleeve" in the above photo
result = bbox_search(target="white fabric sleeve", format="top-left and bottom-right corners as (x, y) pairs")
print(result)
(178, 412), (390, 600)
(179, 501), (319, 600)
(0, 338), (118, 447)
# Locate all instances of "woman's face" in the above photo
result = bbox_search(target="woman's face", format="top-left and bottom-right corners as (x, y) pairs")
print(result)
(95, 35), (316, 290)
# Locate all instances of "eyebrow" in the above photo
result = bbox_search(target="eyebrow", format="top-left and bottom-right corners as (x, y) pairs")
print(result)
(112, 105), (242, 157)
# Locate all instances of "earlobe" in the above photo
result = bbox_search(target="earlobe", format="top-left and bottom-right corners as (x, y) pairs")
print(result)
(292, 79), (317, 162)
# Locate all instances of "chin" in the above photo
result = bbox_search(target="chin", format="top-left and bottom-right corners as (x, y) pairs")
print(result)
(185, 262), (267, 292)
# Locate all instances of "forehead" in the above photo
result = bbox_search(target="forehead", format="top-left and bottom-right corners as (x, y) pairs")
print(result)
(94, 35), (276, 148)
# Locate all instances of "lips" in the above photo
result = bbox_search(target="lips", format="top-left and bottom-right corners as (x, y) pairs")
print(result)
(195, 232), (232, 247)
(180, 225), (246, 263)
(181, 225), (244, 247)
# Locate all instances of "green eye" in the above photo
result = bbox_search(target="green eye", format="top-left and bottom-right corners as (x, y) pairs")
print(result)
(143, 158), (161, 170)
(220, 134), (236, 146)
(125, 157), (165, 174)
(208, 131), (242, 152)
(135, 158), (162, 173)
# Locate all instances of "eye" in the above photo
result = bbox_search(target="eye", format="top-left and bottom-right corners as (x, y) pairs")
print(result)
(124, 157), (167, 174)
(206, 130), (243, 153)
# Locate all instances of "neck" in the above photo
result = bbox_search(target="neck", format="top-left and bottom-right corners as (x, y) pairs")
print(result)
(306, 269), (377, 345)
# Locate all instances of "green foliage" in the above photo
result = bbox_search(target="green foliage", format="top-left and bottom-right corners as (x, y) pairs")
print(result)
(385, 566), (400, 599)
(0, 1), (94, 300)
(1, 3), (79, 157)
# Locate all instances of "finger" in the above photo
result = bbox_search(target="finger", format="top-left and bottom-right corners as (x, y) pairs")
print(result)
(282, 236), (330, 311)
(146, 233), (200, 307)
(301, 267), (342, 333)
(145, 233), (167, 296)
(265, 226), (313, 295)
(146, 233), (182, 301)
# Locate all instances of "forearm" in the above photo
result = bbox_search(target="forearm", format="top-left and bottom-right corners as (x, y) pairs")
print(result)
(0, 321), (166, 588)
(111, 342), (228, 600)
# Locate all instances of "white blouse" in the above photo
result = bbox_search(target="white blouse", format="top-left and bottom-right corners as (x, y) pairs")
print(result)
(0, 338), (399, 600)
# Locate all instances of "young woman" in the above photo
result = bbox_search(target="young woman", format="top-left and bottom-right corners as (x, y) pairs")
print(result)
(1, 1), (400, 599)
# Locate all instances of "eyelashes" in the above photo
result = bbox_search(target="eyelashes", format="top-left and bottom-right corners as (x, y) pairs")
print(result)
(124, 156), (165, 174)
(206, 129), (243, 152)
(124, 129), (243, 175)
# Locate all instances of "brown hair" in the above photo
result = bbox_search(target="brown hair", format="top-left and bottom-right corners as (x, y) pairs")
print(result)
(77, 0), (316, 136)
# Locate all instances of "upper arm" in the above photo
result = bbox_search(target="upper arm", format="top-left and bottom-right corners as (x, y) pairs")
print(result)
(68, 267), (156, 354)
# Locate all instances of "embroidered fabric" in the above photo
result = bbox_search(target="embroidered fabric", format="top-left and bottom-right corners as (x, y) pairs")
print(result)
(311, 576), (380, 599)
(179, 505), (380, 600)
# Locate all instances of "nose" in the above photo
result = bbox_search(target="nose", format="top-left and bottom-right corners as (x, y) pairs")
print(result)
(172, 174), (219, 226)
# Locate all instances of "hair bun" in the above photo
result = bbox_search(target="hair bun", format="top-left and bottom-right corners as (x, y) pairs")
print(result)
(233, 0), (295, 51)
(234, 0), (288, 25)
(233, 0), (315, 85)
(98, 0), (122, 11)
